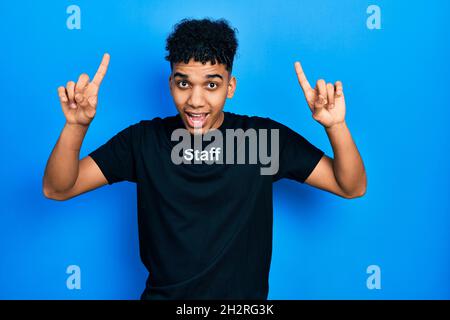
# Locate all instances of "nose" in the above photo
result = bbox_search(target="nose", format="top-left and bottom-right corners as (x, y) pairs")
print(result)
(187, 86), (206, 109)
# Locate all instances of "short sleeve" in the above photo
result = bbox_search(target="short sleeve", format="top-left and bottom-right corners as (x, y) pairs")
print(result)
(272, 121), (325, 183)
(88, 123), (140, 185)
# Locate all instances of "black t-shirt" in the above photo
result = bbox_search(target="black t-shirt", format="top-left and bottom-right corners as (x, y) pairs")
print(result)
(88, 111), (324, 300)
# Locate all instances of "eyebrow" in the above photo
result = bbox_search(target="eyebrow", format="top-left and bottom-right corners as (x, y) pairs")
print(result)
(173, 72), (223, 80)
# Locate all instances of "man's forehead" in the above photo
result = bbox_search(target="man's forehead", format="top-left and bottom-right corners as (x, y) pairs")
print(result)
(172, 59), (227, 78)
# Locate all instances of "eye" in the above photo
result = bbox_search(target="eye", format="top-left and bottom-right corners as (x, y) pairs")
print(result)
(207, 82), (217, 89)
(177, 81), (189, 89)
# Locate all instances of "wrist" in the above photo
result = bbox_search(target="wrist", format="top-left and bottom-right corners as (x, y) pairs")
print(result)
(61, 123), (89, 152)
(65, 122), (89, 131)
(64, 122), (90, 138)
(325, 121), (347, 132)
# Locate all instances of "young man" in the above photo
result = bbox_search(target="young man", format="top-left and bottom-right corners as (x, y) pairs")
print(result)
(43, 18), (366, 300)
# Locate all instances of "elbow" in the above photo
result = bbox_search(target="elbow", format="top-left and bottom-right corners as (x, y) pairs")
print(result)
(341, 178), (367, 199)
(42, 185), (68, 201)
(42, 174), (70, 201)
(345, 187), (366, 199)
(341, 189), (365, 199)
(42, 187), (59, 201)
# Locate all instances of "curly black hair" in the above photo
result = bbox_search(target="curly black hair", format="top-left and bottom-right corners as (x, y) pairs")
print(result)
(165, 18), (238, 73)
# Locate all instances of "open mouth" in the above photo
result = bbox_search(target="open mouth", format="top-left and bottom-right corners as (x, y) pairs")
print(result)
(185, 111), (210, 128)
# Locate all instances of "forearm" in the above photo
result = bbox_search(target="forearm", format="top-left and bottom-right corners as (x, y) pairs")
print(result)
(325, 121), (366, 197)
(43, 123), (89, 193)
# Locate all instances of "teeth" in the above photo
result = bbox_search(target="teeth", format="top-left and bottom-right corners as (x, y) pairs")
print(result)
(187, 113), (206, 118)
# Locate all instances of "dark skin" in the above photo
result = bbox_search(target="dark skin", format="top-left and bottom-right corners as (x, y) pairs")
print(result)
(169, 58), (237, 135)
(43, 54), (365, 201)
(43, 55), (237, 200)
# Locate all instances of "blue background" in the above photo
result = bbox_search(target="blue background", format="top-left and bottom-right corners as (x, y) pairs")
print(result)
(1, 0), (449, 299)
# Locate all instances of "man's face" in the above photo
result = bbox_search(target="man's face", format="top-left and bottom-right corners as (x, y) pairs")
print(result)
(169, 58), (236, 134)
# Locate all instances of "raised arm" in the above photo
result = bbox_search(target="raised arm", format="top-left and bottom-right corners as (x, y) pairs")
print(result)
(43, 53), (111, 201)
(294, 61), (367, 199)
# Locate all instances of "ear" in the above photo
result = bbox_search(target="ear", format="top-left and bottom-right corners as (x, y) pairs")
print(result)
(227, 76), (237, 99)
(168, 75), (173, 94)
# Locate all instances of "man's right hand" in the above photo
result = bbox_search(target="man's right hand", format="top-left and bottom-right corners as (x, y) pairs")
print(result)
(57, 53), (110, 127)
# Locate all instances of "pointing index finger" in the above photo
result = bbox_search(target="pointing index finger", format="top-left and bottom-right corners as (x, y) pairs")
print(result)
(92, 53), (110, 87)
(294, 61), (312, 94)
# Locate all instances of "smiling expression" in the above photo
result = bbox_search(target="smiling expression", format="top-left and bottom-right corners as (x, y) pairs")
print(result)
(169, 58), (237, 134)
